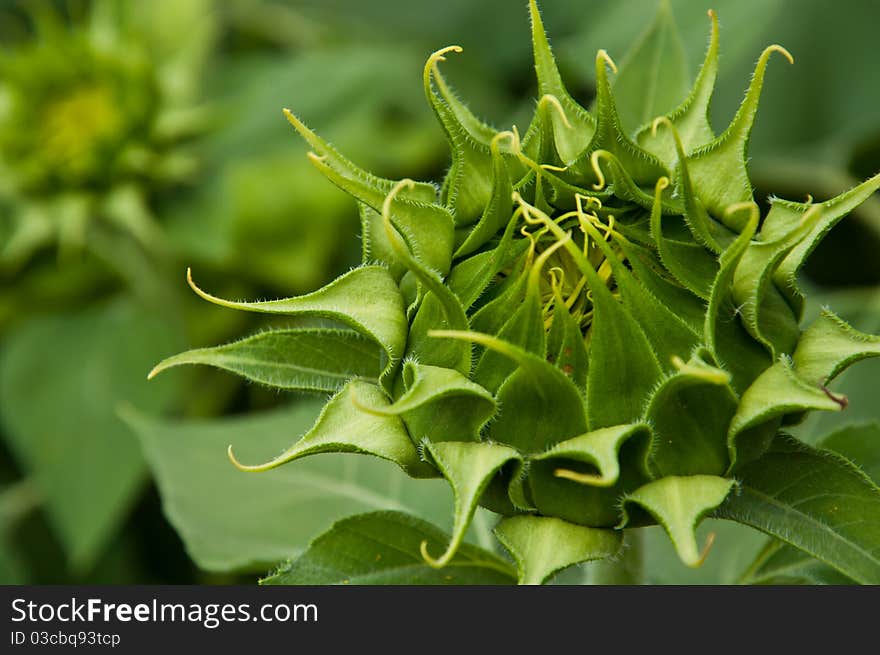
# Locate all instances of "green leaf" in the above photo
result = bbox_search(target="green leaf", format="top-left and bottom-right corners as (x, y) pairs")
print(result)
(354, 362), (496, 443)
(741, 540), (855, 585)
(127, 403), (453, 572)
(740, 422), (880, 585)
(621, 475), (736, 567)
(0, 299), (183, 571)
(821, 422), (880, 484)
(716, 434), (880, 585)
(494, 515), (621, 585)
(185, 265), (407, 383)
(226, 381), (433, 478)
(611, 0), (689, 135)
(148, 328), (381, 392)
(262, 511), (515, 585)
(421, 440), (521, 568)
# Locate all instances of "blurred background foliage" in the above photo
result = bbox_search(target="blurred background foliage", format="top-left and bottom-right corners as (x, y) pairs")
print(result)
(0, 0), (877, 584)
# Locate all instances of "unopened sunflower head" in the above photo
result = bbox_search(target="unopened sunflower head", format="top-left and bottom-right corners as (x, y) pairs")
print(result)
(0, 1), (206, 269)
(152, 0), (880, 580)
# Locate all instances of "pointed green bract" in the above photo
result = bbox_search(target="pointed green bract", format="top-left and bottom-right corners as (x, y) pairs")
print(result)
(727, 359), (845, 469)
(764, 172), (880, 316)
(645, 355), (736, 476)
(494, 515), (621, 585)
(227, 381), (433, 478)
(621, 475), (736, 567)
(534, 424), (651, 488)
(793, 309), (880, 385)
(355, 362), (495, 443)
(186, 265), (407, 381)
(686, 45), (794, 226)
(148, 328), (381, 392)
(421, 441), (521, 568)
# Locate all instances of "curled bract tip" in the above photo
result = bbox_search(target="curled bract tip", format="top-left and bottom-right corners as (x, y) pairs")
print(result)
(596, 49), (618, 74)
(763, 43), (794, 65)
(419, 539), (449, 569)
(539, 94), (572, 129)
(554, 468), (607, 487)
(590, 150), (611, 190)
(651, 115), (674, 138)
(381, 178), (416, 218)
(491, 129), (520, 156)
(227, 445), (264, 472)
(694, 532), (717, 568)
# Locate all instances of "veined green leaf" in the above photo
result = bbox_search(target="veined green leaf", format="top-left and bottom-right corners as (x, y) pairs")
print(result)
(148, 328), (381, 392)
(262, 511), (515, 585)
(0, 299), (183, 572)
(126, 402), (452, 572)
(740, 422), (880, 585)
(494, 515), (621, 585)
(716, 434), (880, 585)
(621, 475), (736, 567)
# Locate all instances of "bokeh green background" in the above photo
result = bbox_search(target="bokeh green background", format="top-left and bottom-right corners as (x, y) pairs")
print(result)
(0, 0), (877, 584)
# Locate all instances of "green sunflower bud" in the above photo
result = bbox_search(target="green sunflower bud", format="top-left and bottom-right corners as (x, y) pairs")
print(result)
(152, 1), (880, 584)
(0, 1), (206, 269)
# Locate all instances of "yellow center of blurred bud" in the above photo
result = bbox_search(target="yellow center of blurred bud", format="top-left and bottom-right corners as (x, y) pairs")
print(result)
(41, 84), (123, 180)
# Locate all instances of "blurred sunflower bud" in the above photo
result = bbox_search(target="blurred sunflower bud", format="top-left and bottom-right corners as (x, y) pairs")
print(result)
(0, 0), (213, 270)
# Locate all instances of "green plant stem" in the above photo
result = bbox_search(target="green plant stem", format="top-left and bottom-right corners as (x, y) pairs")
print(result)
(589, 530), (643, 585)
